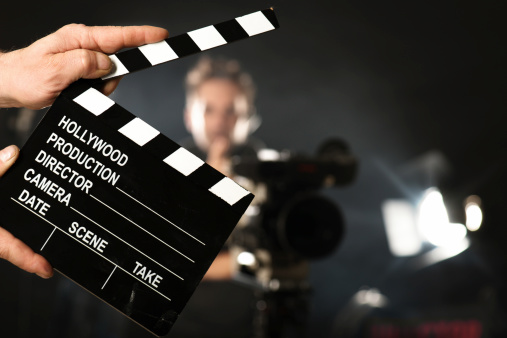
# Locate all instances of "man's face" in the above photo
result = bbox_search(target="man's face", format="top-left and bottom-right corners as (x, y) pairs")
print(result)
(187, 78), (248, 149)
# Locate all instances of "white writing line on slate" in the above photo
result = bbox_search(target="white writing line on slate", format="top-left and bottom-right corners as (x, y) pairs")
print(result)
(116, 187), (205, 245)
(90, 195), (194, 263)
(71, 207), (183, 280)
(102, 265), (117, 289)
(41, 227), (56, 251)
(11, 197), (172, 302)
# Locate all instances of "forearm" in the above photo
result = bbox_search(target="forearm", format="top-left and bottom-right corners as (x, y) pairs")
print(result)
(0, 49), (33, 108)
(203, 251), (233, 280)
(0, 51), (18, 108)
(0, 43), (96, 109)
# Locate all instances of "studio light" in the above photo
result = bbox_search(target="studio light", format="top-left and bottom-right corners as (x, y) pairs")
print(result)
(465, 195), (483, 232)
(237, 251), (257, 266)
(381, 200), (421, 256)
(417, 188), (467, 248)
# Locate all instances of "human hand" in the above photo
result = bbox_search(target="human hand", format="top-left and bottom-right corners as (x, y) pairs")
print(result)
(203, 251), (232, 280)
(0, 145), (53, 278)
(207, 136), (231, 176)
(0, 24), (169, 109)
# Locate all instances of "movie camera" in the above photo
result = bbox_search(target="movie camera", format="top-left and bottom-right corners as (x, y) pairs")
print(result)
(230, 138), (358, 286)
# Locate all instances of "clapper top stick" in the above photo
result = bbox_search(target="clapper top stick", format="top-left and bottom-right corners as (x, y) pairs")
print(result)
(0, 8), (278, 337)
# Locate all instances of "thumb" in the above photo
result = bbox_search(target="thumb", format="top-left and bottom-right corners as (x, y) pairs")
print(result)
(0, 145), (53, 279)
(56, 49), (113, 82)
(0, 145), (19, 177)
(207, 137), (231, 175)
(207, 137), (230, 163)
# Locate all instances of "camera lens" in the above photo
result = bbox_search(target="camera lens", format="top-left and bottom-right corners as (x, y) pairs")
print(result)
(277, 193), (344, 259)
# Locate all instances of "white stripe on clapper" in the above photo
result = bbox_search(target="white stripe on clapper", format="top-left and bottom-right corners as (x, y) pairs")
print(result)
(102, 55), (129, 80)
(118, 117), (160, 147)
(138, 40), (179, 66)
(73, 88), (115, 116)
(187, 25), (227, 51)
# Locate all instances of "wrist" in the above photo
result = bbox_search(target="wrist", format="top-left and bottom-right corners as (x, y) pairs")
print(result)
(0, 51), (22, 108)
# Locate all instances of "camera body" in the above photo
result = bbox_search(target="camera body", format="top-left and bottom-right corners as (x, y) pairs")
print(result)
(230, 138), (358, 288)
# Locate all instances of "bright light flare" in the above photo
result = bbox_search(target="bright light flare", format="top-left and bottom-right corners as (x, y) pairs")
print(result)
(257, 148), (280, 161)
(418, 188), (449, 228)
(381, 200), (421, 256)
(424, 222), (468, 247)
(417, 237), (470, 268)
(417, 188), (467, 247)
(465, 196), (483, 231)
(354, 288), (388, 308)
(237, 251), (256, 266)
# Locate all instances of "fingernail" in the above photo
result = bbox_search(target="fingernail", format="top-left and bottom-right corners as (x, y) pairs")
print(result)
(97, 53), (112, 71)
(0, 145), (16, 163)
(36, 267), (53, 279)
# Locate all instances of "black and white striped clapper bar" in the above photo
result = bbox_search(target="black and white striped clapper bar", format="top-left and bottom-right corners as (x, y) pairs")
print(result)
(104, 8), (279, 80)
(0, 8), (278, 337)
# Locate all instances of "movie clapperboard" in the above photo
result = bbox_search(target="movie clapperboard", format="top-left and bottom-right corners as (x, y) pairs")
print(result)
(0, 9), (278, 336)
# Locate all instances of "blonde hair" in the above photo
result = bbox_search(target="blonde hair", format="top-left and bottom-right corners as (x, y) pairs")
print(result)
(185, 57), (256, 115)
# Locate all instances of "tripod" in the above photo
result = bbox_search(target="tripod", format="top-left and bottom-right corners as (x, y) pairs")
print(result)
(246, 253), (312, 338)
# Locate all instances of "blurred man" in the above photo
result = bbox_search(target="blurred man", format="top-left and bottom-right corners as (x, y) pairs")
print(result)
(182, 56), (262, 279)
(171, 57), (262, 337)
(182, 56), (262, 172)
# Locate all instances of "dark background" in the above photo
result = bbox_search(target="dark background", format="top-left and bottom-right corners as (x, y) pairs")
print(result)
(1, 1), (506, 337)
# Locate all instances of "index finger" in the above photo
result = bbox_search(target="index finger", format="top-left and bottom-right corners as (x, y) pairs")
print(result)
(46, 24), (170, 54)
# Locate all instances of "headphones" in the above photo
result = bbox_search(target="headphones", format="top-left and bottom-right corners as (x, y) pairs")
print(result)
(186, 95), (261, 151)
